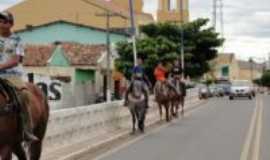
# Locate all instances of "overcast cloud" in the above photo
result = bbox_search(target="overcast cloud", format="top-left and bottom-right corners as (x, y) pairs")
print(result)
(1, 0), (270, 60)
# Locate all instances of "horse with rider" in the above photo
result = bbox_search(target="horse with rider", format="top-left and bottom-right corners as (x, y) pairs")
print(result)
(124, 57), (186, 133)
(0, 11), (49, 160)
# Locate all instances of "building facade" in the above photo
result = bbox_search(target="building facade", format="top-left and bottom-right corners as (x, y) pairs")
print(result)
(16, 21), (127, 45)
(208, 53), (265, 82)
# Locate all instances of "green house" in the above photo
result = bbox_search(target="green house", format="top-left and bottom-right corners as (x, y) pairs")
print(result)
(16, 20), (128, 45)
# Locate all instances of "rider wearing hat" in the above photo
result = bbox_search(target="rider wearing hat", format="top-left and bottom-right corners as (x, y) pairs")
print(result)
(0, 11), (38, 142)
(124, 58), (150, 108)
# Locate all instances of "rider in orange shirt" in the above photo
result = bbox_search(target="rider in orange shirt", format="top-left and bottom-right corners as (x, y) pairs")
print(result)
(154, 61), (178, 93)
(154, 61), (167, 82)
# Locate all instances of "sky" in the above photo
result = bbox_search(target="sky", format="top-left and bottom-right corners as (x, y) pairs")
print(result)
(1, 0), (270, 61)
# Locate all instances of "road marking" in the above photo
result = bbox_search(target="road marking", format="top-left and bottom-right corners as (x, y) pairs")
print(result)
(94, 100), (207, 160)
(240, 97), (259, 160)
(252, 96), (263, 160)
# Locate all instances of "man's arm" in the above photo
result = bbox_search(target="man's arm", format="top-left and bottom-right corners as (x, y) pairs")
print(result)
(0, 55), (21, 70)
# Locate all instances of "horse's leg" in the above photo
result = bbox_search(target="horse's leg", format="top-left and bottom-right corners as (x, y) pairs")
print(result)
(13, 144), (27, 160)
(30, 141), (43, 160)
(0, 146), (12, 160)
(138, 104), (146, 133)
(181, 97), (185, 116)
(130, 107), (136, 135)
(165, 104), (170, 122)
(158, 104), (162, 121)
(170, 101), (175, 118)
(175, 101), (179, 118)
(30, 119), (48, 160)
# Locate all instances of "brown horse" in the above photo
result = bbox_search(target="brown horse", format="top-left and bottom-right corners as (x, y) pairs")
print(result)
(0, 81), (49, 160)
(154, 81), (175, 122)
(170, 77), (185, 118)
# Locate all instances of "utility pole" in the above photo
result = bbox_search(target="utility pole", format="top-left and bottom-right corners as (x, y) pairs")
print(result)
(249, 58), (254, 82)
(180, 0), (185, 79)
(129, 0), (138, 66)
(213, 0), (224, 38)
(213, 0), (217, 30)
(81, 0), (128, 102)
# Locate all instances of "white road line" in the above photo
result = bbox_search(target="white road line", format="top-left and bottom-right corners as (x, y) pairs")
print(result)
(252, 96), (263, 160)
(240, 97), (259, 160)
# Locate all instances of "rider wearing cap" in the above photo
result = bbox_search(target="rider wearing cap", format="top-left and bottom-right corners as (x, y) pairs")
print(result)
(124, 58), (150, 108)
(0, 11), (38, 142)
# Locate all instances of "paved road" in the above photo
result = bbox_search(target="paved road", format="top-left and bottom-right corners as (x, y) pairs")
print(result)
(79, 95), (269, 160)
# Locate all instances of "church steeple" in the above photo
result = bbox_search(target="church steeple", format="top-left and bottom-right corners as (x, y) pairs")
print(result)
(157, 0), (189, 23)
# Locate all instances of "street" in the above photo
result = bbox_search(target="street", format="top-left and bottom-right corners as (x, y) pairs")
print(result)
(77, 95), (268, 160)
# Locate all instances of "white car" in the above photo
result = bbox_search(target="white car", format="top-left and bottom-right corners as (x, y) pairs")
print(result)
(229, 80), (254, 100)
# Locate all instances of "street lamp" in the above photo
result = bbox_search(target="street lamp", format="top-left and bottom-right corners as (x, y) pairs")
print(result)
(180, 0), (185, 79)
(128, 0), (138, 66)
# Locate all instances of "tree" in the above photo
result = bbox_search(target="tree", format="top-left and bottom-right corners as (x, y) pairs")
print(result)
(261, 71), (270, 87)
(115, 18), (224, 82)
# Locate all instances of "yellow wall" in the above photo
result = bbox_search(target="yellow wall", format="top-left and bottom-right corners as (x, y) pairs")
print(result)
(111, 0), (143, 13)
(210, 54), (263, 82)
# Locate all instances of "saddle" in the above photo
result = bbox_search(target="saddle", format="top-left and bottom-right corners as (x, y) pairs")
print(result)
(0, 78), (22, 115)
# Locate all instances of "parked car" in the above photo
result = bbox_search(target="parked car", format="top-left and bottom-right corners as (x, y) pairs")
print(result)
(229, 80), (254, 100)
(199, 86), (210, 99)
(209, 85), (225, 97)
(216, 80), (231, 95)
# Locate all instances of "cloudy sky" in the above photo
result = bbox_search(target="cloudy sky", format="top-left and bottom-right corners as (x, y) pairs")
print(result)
(1, 0), (270, 60)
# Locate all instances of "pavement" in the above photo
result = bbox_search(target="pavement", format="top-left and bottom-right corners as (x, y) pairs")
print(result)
(73, 94), (269, 160)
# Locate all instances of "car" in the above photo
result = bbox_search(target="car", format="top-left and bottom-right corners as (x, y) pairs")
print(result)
(209, 85), (225, 97)
(199, 86), (210, 99)
(229, 80), (254, 100)
(215, 80), (232, 95)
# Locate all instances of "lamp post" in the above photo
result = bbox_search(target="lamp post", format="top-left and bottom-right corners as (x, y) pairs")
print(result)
(180, 0), (185, 79)
(129, 0), (138, 66)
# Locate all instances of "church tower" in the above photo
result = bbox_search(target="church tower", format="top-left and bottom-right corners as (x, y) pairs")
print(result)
(157, 0), (189, 23)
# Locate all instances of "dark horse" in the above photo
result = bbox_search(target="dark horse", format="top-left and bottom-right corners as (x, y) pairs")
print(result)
(0, 79), (49, 160)
(154, 81), (175, 122)
(126, 79), (148, 134)
(170, 77), (186, 117)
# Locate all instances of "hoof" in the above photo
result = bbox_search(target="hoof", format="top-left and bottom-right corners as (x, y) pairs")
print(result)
(130, 131), (136, 135)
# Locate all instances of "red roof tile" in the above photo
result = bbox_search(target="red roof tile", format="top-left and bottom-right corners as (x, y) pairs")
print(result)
(23, 45), (55, 66)
(61, 42), (106, 66)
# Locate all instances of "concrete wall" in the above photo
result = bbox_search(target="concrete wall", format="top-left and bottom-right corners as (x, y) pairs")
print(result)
(43, 88), (199, 153)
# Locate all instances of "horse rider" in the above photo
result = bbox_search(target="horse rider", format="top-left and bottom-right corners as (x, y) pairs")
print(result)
(124, 58), (151, 108)
(170, 59), (186, 97)
(154, 60), (178, 93)
(0, 11), (38, 142)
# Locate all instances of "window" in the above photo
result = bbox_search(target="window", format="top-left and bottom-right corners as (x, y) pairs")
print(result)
(168, 0), (177, 11)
